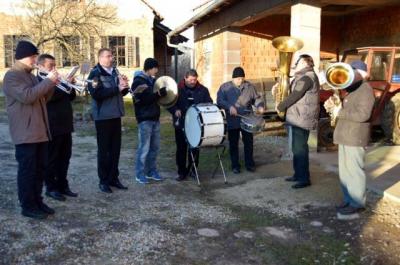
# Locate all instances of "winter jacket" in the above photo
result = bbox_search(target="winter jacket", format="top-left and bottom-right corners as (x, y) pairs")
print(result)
(3, 61), (55, 144)
(334, 80), (375, 147)
(131, 71), (160, 123)
(217, 80), (264, 130)
(87, 64), (128, 121)
(168, 79), (212, 128)
(278, 67), (320, 130)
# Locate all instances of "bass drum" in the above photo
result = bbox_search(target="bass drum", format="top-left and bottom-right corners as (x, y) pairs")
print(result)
(184, 104), (226, 148)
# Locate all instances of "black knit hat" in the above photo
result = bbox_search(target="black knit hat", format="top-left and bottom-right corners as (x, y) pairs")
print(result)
(144, 58), (159, 71)
(15, 41), (39, 60)
(232, 67), (245, 78)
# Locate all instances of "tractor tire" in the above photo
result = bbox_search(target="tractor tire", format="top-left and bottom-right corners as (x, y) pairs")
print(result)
(381, 93), (400, 145)
(317, 118), (337, 151)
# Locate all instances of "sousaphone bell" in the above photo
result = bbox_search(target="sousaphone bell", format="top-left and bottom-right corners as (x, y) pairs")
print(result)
(153, 76), (178, 108)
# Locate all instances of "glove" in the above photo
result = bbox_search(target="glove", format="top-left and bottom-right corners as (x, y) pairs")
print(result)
(158, 86), (167, 97)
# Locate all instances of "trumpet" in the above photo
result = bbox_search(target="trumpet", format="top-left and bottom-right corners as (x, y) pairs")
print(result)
(35, 66), (85, 94)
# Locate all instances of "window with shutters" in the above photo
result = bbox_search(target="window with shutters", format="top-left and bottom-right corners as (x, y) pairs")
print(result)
(60, 36), (81, 67)
(101, 36), (126, 66)
(4, 35), (29, 68)
(135, 37), (140, 67)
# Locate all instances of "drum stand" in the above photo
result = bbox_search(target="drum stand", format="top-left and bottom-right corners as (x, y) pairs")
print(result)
(188, 145), (228, 186)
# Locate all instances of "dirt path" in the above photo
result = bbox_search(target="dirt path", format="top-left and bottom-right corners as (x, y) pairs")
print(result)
(0, 116), (400, 265)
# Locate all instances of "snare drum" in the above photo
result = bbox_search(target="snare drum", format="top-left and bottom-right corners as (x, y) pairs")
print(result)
(240, 113), (265, 133)
(184, 104), (226, 148)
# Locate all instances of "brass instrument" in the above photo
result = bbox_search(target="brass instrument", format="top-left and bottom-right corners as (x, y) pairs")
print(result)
(324, 62), (355, 126)
(35, 66), (85, 94)
(153, 76), (178, 108)
(272, 36), (304, 119)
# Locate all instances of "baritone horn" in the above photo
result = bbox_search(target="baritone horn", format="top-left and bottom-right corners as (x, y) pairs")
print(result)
(272, 36), (304, 119)
(324, 62), (355, 126)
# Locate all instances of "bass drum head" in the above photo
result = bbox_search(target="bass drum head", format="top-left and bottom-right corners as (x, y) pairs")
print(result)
(184, 106), (202, 148)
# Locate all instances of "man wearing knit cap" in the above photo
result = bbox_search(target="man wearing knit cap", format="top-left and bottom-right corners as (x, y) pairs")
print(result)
(324, 60), (374, 217)
(217, 66), (264, 174)
(3, 40), (60, 219)
(131, 58), (167, 184)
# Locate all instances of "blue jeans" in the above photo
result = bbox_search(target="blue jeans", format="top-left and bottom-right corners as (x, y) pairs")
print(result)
(135, 121), (160, 177)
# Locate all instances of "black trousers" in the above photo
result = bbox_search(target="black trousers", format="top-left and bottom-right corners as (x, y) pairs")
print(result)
(45, 133), (72, 192)
(228, 128), (254, 169)
(95, 118), (121, 185)
(175, 127), (199, 176)
(291, 126), (310, 184)
(15, 142), (48, 211)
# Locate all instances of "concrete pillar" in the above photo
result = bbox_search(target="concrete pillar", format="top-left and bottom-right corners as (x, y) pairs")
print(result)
(290, 3), (321, 70)
(290, 3), (321, 150)
(223, 31), (241, 83)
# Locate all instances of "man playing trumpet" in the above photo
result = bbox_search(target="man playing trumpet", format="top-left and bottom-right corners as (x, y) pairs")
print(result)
(324, 60), (374, 217)
(37, 54), (78, 201)
(87, 48), (129, 193)
(3, 41), (60, 219)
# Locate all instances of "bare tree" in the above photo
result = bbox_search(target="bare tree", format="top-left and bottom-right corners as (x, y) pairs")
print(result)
(18, 0), (117, 63)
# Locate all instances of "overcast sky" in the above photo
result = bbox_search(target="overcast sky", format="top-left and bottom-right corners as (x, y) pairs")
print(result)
(0, 0), (206, 40)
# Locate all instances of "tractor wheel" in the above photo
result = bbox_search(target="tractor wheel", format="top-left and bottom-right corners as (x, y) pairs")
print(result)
(381, 93), (400, 145)
(317, 118), (337, 151)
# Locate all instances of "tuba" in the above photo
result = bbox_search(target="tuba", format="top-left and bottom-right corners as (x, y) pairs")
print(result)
(272, 36), (304, 119)
(324, 62), (355, 126)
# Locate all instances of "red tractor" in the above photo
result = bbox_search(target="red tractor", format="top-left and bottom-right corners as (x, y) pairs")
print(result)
(318, 47), (400, 149)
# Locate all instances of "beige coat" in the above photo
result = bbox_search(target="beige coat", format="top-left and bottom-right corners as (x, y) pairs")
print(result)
(334, 81), (375, 147)
(3, 61), (55, 144)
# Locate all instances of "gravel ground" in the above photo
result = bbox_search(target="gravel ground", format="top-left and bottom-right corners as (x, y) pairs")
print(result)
(0, 110), (400, 264)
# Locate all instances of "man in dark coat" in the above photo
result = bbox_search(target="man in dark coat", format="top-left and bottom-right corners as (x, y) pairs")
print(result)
(87, 48), (129, 193)
(37, 54), (78, 201)
(168, 69), (213, 181)
(3, 41), (59, 219)
(324, 60), (374, 216)
(217, 67), (264, 174)
(131, 58), (167, 184)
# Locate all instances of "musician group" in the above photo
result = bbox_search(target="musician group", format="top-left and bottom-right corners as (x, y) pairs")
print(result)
(3, 40), (374, 220)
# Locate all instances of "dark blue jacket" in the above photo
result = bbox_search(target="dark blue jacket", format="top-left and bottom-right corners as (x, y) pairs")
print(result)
(131, 71), (160, 123)
(87, 64), (128, 121)
(217, 80), (264, 130)
(38, 74), (75, 136)
(168, 79), (212, 128)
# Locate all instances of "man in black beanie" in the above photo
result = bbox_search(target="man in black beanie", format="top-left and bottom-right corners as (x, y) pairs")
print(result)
(3, 40), (60, 219)
(217, 66), (264, 174)
(131, 58), (167, 184)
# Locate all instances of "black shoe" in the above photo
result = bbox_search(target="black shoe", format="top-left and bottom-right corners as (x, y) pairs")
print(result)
(21, 208), (48, 220)
(246, 166), (255, 172)
(109, 180), (128, 190)
(60, 187), (78, 197)
(338, 205), (365, 215)
(38, 202), (55, 215)
(175, 175), (187, 181)
(232, 168), (241, 174)
(285, 176), (298, 182)
(45, 191), (66, 201)
(292, 182), (311, 189)
(335, 202), (350, 210)
(99, 184), (112, 193)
